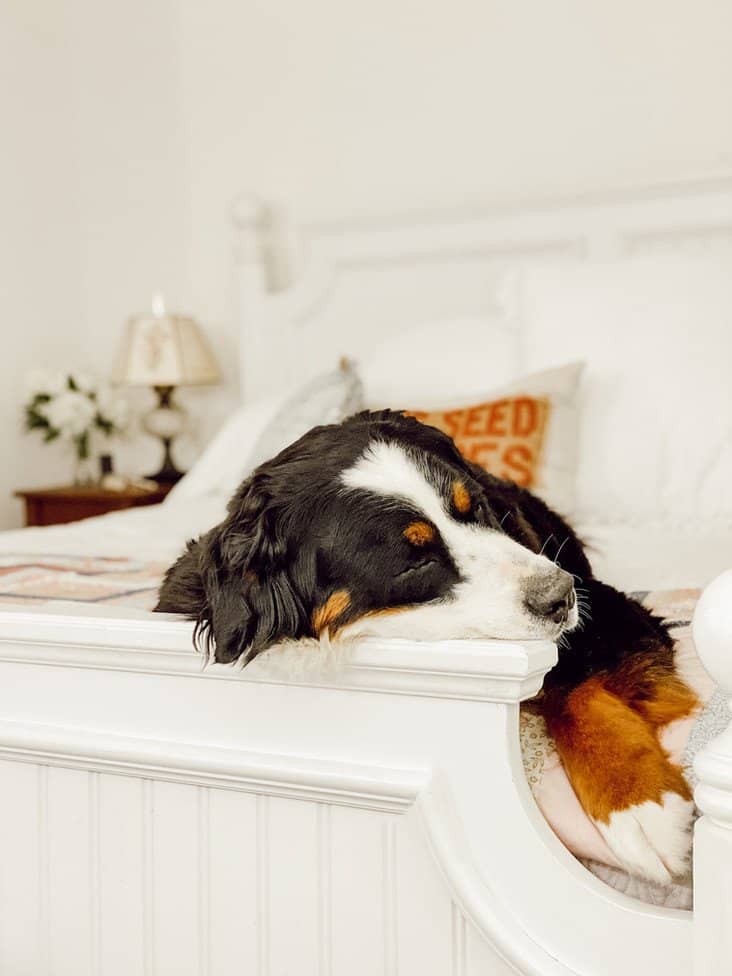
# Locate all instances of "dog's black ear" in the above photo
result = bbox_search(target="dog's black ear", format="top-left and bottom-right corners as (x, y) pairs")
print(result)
(155, 537), (208, 617)
(194, 475), (308, 664)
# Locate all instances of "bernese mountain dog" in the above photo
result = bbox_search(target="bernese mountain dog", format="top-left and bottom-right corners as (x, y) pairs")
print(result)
(156, 409), (698, 885)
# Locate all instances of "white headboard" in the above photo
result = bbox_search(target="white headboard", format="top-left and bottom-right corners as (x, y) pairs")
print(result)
(232, 175), (732, 401)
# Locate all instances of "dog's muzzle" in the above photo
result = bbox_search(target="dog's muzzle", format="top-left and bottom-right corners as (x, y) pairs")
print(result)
(524, 569), (576, 626)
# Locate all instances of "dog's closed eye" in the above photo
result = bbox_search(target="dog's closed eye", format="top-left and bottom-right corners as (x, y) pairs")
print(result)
(473, 500), (488, 523)
(395, 558), (437, 578)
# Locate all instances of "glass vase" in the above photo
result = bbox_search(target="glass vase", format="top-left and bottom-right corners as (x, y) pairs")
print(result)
(72, 433), (97, 486)
(73, 454), (97, 486)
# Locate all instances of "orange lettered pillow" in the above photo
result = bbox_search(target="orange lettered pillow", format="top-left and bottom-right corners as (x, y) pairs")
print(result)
(407, 395), (550, 488)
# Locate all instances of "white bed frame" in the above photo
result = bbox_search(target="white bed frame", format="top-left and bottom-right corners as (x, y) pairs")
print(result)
(2, 176), (732, 975)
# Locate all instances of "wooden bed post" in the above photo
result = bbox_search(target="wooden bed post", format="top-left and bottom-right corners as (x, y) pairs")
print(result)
(691, 570), (732, 975)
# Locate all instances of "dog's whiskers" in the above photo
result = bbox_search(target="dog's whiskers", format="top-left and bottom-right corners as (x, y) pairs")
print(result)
(553, 536), (570, 565)
(538, 533), (555, 557)
(573, 589), (592, 632)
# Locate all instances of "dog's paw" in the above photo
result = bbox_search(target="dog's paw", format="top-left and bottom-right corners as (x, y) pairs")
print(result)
(595, 791), (694, 885)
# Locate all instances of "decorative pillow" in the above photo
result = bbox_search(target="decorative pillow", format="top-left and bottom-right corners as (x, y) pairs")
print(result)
(403, 362), (583, 514)
(407, 395), (549, 488)
(166, 360), (364, 503)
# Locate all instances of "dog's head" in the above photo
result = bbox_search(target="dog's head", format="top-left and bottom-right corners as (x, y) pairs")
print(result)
(157, 410), (579, 663)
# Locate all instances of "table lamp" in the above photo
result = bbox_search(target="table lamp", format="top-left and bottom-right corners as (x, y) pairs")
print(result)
(112, 295), (220, 483)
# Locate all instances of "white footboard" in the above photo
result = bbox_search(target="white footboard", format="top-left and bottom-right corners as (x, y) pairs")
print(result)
(0, 600), (716, 976)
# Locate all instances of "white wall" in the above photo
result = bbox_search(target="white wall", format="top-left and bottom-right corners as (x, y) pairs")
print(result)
(0, 0), (82, 529)
(175, 0), (732, 335)
(1, 0), (201, 528)
(66, 0), (197, 483)
(2, 0), (732, 527)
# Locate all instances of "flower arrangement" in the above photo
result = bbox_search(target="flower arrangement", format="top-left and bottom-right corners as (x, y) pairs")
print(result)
(23, 369), (129, 482)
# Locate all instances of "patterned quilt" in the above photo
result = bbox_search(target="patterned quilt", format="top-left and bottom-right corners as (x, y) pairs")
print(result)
(0, 554), (167, 609)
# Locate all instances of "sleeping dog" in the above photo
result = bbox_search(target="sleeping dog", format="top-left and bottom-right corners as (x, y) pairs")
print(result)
(156, 409), (698, 885)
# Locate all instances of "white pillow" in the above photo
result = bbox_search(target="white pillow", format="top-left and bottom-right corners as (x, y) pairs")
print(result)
(247, 360), (363, 469)
(167, 363), (364, 504)
(358, 314), (520, 408)
(164, 396), (282, 504)
(520, 256), (732, 524)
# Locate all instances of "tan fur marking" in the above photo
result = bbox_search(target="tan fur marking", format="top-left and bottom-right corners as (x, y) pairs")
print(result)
(639, 686), (700, 727)
(544, 678), (692, 824)
(452, 481), (471, 513)
(603, 657), (700, 728)
(312, 590), (351, 635)
(403, 521), (434, 546)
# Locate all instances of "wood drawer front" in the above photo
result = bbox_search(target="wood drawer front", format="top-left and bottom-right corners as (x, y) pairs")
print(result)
(27, 498), (131, 526)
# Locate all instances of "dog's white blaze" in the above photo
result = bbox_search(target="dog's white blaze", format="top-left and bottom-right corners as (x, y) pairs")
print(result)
(596, 792), (694, 885)
(339, 440), (573, 641)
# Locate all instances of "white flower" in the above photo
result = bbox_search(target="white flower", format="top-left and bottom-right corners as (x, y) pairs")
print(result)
(24, 368), (68, 400)
(72, 371), (97, 395)
(40, 390), (96, 439)
(96, 386), (129, 432)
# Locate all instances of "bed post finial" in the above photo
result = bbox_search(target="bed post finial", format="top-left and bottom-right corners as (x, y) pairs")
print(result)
(231, 192), (302, 400)
(231, 191), (299, 293)
(691, 569), (732, 975)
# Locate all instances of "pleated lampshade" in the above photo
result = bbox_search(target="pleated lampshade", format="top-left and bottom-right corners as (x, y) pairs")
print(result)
(112, 310), (220, 388)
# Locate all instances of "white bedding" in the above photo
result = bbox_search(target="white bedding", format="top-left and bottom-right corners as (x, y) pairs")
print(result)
(575, 517), (732, 591)
(0, 496), (227, 563)
(0, 497), (728, 596)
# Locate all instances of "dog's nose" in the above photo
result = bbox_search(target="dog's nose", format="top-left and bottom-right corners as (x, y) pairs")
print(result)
(524, 569), (575, 624)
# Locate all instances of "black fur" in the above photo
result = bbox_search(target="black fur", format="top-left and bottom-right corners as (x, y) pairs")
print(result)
(157, 411), (466, 662)
(156, 410), (675, 693)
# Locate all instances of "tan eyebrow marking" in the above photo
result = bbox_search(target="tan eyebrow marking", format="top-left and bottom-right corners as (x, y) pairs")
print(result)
(403, 521), (434, 546)
(312, 589), (351, 635)
(452, 480), (471, 513)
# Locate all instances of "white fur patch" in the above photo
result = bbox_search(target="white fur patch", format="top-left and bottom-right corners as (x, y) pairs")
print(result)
(596, 792), (694, 885)
(339, 441), (576, 642)
(240, 634), (354, 680)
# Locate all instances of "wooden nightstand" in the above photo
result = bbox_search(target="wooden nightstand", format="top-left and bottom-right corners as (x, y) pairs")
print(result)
(14, 483), (173, 527)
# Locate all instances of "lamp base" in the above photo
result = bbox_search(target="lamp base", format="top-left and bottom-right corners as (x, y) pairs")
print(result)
(145, 437), (184, 485)
(143, 386), (186, 485)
